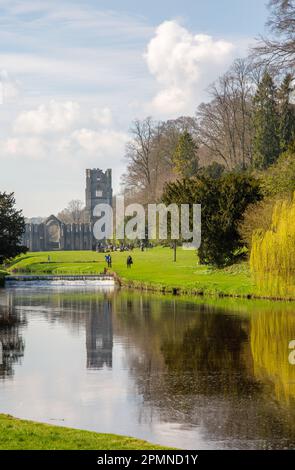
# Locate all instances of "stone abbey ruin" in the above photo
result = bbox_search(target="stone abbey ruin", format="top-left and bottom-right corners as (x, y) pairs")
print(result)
(22, 169), (112, 251)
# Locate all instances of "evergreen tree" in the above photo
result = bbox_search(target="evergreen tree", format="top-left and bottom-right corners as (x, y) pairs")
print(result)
(172, 131), (199, 178)
(198, 162), (225, 179)
(278, 73), (295, 152)
(253, 72), (280, 169)
(0, 192), (27, 263)
(162, 174), (261, 266)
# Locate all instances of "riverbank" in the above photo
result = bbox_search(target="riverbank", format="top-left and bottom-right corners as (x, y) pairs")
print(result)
(0, 414), (168, 450)
(4, 248), (294, 300)
(5, 248), (254, 294)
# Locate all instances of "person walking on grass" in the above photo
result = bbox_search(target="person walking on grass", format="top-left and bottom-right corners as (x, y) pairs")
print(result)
(105, 254), (111, 268)
(127, 255), (133, 268)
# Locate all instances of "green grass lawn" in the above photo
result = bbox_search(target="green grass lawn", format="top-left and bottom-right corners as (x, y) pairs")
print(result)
(0, 414), (168, 450)
(6, 247), (255, 297)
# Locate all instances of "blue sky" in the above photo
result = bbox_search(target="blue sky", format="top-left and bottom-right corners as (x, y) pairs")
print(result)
(90, 0), (267, 36)
(0, 0), (269, 217)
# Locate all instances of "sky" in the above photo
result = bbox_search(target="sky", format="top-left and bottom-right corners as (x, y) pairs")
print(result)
(0, 0), (268, 217)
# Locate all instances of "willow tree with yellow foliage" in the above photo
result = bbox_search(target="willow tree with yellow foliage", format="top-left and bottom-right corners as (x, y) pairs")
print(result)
(250, 193), (295, 298)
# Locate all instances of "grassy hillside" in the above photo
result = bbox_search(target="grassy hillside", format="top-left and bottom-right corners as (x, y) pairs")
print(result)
(0, 414), (167, 450)
(7, 247), (255, 297)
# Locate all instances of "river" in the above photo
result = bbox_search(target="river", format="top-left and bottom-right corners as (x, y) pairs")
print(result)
(0, 283), (295, 449)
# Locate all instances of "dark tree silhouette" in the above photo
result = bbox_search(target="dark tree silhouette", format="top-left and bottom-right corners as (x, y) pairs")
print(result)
(0, 192), (27, 263)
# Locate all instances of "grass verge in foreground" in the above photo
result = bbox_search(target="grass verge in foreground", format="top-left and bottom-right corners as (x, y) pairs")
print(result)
(0, 414), (168, 450)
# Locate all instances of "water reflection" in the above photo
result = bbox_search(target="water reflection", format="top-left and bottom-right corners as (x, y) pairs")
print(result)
(86, 300), (113, 369)
(0, 303), (26, 379)
(0, 286), (295, 449)
(251, 304), (295, 403)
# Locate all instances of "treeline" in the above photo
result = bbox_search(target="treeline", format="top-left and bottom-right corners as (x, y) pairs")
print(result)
(122, 65), (294, 203)
(121, 0), (295, 269)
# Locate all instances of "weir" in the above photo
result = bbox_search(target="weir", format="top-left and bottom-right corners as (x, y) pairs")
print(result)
(4, 274), (116, 283)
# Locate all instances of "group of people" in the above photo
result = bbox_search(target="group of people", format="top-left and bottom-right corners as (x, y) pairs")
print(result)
(104, 253), (133, 269)
(97, 242), (154, 254)
(97, 243), (134, 253)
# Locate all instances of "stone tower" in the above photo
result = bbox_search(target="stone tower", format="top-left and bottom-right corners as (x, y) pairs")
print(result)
(85, 168), (113, 224)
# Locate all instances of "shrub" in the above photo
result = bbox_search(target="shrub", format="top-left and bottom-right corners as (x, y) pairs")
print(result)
(238, 197), (277, 249)
(259, 145), (295, 197)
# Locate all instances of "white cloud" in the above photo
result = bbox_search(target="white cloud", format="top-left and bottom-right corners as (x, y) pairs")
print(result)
(92, 107), (112, 127)
(0, 69), (21, 104)
(13, 100), (80, 134)
(0, 125), (127, 170)
(145, 20), (235, 116)
(67, 128), (128, 159)
(0, 102), (128, 178)
(1, 136), (46, 159)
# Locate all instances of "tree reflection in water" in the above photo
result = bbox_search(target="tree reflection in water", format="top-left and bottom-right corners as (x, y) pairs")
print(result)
(114, 294), (295, 448)
(0, 305), (26, 379)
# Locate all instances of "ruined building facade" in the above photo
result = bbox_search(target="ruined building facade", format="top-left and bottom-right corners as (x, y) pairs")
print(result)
(22, 169), (113, 251)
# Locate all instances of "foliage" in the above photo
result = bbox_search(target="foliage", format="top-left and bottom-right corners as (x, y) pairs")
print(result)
(259, 145), (295, 196)
(198, 162), (225, 179)
(163, 173), (262, 266)
(172, 131), (199, 178)
(0, 192), (27, 264)
(238, 198), (277, 249)
(250, 193), (295, 297)
(122, 68), (294, 206)
(252, 72), (280, 169)
(278, 73), (295, 151)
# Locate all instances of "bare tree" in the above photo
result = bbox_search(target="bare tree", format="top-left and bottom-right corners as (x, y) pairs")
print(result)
(58, 200), (86, 224)
(122, 116), (198, 203)
(196, 59), (255, 169)
(122, 117), (154, 201)
(253, 0), (295, 69)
